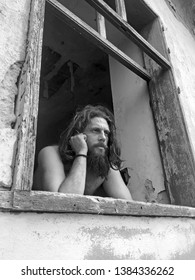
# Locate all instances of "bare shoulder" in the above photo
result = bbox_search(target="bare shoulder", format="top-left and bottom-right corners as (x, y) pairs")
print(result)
(38, 145), (60, 164)
(39, 145), (59, 157)
(36, 145), (66, 177)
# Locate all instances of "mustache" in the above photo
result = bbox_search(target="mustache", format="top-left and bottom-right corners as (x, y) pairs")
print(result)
(93, 143), (108, 150)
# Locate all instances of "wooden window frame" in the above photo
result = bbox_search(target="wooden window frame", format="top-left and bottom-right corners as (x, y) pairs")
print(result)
(1, 0), (195, 217)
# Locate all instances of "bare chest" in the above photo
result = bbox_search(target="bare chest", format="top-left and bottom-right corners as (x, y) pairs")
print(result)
(84, 174), (105, 195)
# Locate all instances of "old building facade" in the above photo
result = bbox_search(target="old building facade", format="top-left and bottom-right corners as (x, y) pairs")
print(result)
(1, 0), (195, 259)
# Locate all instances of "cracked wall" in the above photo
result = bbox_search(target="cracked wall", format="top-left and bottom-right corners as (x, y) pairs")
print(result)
(0, 0), (31, 188)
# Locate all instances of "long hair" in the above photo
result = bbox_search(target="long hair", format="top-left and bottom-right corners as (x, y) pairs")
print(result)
(59, 105), (123, 170)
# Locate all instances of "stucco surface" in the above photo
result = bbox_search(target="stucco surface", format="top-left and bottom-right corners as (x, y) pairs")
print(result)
(0, 212), (195, 260)
(0, 0), (31, 187)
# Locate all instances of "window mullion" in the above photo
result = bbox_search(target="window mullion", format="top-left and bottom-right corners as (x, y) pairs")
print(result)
(84, 0), (171, 69)
(115, 0), (127, 21)
(96, 12), (107, 38)
(47, 0), (150, 81)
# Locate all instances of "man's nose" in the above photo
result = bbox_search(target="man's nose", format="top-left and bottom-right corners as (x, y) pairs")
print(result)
(99, 131), (106, 142)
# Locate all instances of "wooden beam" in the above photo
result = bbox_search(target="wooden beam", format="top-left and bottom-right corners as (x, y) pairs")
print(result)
(96, 12), (107, 38)
(12, 190), (195, 217)
(47, 0), (151, 81)
(115, 0), (127, 21)
(84, 0), (171, 70)
(143, 19), (195, 207)
(0, 191), (13, 210)
(12, 0), (45, 191)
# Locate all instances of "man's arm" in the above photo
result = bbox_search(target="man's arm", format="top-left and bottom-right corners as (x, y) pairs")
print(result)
(103, 168), (133, 200)
(35, 134), (88, 193)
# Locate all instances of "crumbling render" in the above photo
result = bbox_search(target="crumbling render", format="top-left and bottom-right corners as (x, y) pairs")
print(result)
(144, 179), (170, 204)
(0, 61), (23, 128)
(0, 61), (24, 189)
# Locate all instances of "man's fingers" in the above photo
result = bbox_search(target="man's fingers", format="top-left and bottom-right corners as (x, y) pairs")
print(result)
(70, 133), (87, 141)
(75, 133), (87, 141)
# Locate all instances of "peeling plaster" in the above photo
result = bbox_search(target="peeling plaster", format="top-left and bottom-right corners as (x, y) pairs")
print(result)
(144, 179), (156, 203)
(0, 61), (23, 128)
(0, 0), (31, 187)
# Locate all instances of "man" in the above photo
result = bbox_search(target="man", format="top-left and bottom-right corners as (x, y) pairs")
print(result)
(33, 105), (132, 200)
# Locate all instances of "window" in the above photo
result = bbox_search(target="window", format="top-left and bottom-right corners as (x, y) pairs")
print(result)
(3, 0), (195, 215)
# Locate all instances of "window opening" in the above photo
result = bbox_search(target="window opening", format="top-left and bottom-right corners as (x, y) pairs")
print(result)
(35, 4), (114, 167)
(32, 0), (169, 204)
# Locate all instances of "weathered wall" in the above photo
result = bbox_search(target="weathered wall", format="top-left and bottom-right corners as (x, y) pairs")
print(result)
(0, 0), (31, 188)
(0, 211), (195, 259)
(165, 0), (195, 36)
(1, 0), (195, 261)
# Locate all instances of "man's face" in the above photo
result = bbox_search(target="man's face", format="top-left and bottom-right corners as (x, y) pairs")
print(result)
(83, 117), (110, 155)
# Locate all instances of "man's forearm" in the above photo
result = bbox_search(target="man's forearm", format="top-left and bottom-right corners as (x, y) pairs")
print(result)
(58, 156), (87, 194)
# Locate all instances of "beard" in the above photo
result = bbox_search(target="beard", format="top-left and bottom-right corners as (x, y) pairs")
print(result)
(87, 144), (110, 178)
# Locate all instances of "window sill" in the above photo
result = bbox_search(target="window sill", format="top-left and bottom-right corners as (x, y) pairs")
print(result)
(1, 190), (195, 217)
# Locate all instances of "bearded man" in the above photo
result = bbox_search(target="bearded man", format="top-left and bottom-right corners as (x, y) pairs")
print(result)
(33, 105), (132, 200)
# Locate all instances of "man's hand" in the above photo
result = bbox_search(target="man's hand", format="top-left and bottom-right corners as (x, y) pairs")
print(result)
(69, 133), (88, 155)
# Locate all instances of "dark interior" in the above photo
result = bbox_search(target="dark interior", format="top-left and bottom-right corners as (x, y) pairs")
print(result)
(35, 0), (156, 167)
(35, 2), (114, 167)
